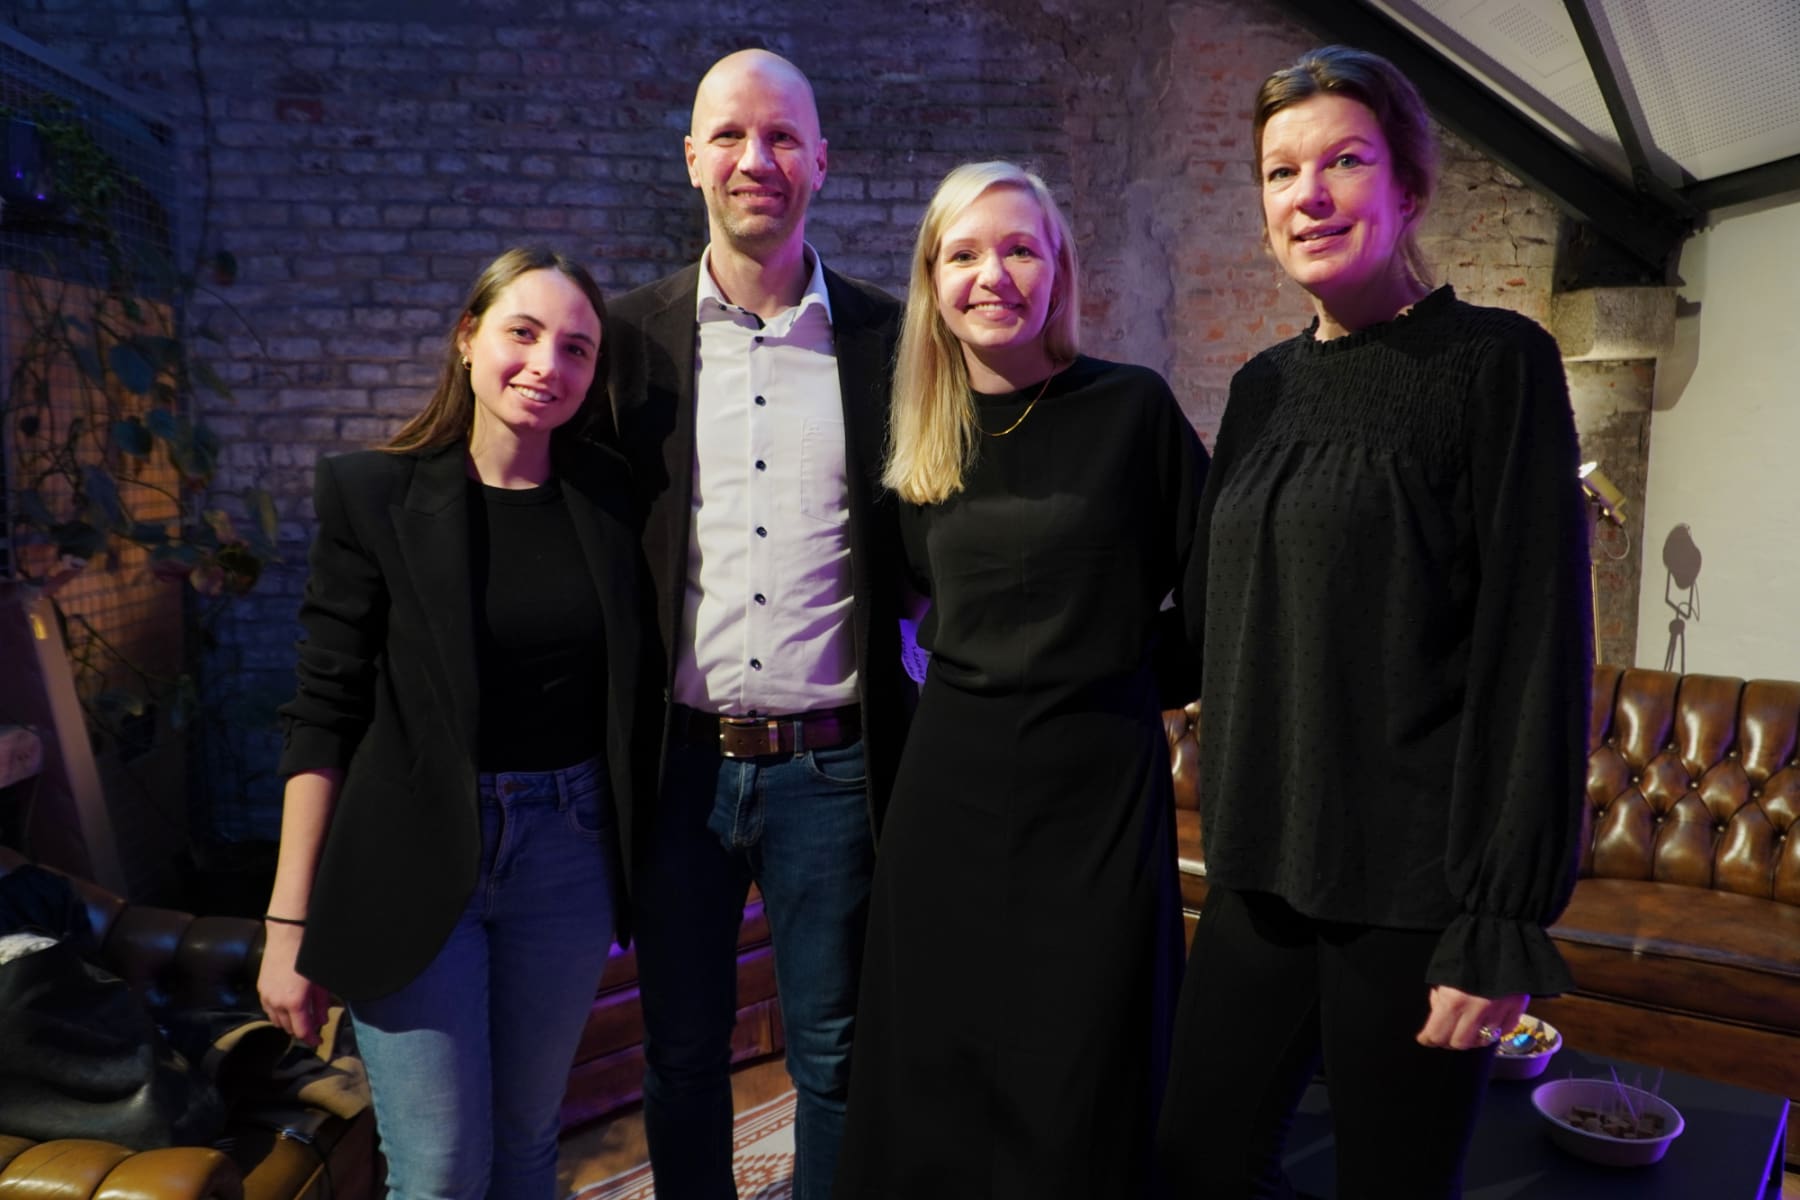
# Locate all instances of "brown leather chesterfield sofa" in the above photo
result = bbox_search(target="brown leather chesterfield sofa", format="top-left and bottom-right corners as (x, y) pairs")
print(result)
(1165, 663), (1800, 1166)
(0, 846), (380, 1200)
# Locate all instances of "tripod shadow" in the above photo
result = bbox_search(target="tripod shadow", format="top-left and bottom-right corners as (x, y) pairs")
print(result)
(1662, 524), (1701, 672)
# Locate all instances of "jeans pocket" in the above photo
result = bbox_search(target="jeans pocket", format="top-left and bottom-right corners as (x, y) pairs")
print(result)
(563, 780), (613, 842)
(802, 743), (867, 788)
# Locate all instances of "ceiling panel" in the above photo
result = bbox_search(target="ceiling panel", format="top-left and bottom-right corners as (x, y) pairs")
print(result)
(1366, 0), (1800, 189)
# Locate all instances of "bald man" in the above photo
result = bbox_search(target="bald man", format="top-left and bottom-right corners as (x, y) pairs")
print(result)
(603, 50), (910, 1200)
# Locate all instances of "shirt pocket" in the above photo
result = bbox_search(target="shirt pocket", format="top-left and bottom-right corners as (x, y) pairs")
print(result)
(798, 416), (850, 524)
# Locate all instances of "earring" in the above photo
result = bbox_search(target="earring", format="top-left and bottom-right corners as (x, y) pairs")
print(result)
(461, 356), (472, 369)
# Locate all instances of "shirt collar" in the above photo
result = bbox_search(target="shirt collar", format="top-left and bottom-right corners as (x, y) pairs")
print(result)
(695, 243), (834, 329)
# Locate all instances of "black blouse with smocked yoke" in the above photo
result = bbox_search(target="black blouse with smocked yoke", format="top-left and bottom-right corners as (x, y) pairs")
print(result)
(1186, 285), (1592, 998)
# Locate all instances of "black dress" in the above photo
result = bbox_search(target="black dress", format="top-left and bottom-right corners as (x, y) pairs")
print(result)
(835, 356), (1209, 1199)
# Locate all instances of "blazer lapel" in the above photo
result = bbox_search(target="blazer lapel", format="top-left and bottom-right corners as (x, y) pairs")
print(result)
(825, 273), (893, 498)
(392, 443), (481, 756)
(822, 270), (896, 736)
(639, 270), (701, 675)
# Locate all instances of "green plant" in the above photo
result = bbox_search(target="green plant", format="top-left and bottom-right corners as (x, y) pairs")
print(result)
(2, 107), (274, 747)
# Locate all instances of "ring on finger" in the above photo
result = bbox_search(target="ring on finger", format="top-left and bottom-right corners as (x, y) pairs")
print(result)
(1475, 1024), (1500, 1043)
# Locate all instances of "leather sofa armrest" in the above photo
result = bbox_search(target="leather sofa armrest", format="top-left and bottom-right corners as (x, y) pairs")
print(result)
(0, 1139), (242, 1199)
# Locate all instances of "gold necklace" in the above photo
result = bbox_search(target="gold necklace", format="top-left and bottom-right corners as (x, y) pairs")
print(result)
(979, 368), (1058, 437)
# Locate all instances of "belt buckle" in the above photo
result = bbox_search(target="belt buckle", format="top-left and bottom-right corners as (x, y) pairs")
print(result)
(719, 715), (781, 759)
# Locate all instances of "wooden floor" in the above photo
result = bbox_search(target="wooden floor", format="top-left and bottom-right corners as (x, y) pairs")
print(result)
(556, 1055), (793, 1195)
(557, 1056), (1800, 1197)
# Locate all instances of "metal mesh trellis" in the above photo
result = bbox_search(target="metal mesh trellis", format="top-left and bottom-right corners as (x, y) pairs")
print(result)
(0, 26), (177, 290)
(0, 26), (179, 585)
(0, 28), (191, 897)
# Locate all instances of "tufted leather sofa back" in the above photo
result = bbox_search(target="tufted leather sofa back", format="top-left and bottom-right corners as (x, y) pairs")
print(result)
(1166, 702), (1203, 859)
(1164, 667), (1800, 908)
(0, 846), (267, 1017)
(1586, 665), (1800, 904)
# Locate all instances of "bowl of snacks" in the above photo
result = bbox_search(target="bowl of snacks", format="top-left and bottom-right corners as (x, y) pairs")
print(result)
(1490, 1014), (1561, 1080)
(1530, 1077), (1684, 1166)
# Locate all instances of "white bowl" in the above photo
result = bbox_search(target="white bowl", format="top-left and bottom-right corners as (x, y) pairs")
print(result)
(1530, 1076), (1685, 1166)
(1490, 1014), (1561, 1081)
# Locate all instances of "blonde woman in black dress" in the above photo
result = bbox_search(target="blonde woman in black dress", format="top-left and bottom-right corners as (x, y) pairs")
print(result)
(836, 161), (1209, 1199)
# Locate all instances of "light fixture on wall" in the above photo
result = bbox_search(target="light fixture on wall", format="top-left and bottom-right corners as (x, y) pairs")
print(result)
(1578, 462), (1626, 527)
(1579, 462), (1630, 665)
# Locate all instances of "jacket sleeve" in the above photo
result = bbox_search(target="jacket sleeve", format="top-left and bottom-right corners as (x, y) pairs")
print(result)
(277, 455), (388, 776)
(1428, 321), (1592, 998)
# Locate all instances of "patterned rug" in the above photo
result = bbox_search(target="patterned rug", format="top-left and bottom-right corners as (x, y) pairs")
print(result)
(569, 1091), (797, 1200)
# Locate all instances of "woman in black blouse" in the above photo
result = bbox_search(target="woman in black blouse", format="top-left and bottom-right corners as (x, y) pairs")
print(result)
(257, 246), (646, 1199)
(1157, 47), (1591, 1198)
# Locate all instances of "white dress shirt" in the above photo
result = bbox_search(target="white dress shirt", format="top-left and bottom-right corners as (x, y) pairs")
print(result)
(672, 246), (858, 718)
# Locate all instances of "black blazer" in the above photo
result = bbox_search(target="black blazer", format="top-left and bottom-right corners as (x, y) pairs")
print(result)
(605, 262), (911, 836)
(277, 439), (647, 1002)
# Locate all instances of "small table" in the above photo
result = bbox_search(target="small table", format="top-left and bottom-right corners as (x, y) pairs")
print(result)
(1282, 1048), (1789, 1199)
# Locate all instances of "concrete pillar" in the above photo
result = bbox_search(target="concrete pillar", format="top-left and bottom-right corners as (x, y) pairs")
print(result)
(1550, 288), (1677, 670)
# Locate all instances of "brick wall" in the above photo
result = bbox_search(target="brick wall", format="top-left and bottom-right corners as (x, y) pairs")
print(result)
(10, 0), (1581, 837)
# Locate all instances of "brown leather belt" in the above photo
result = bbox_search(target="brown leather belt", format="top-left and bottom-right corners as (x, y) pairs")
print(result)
(671, 703), (861, 759)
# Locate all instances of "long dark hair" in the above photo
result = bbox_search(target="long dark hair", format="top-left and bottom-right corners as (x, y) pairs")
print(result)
(1253, 45), (1439, 290)
(384, 245), (610, 453)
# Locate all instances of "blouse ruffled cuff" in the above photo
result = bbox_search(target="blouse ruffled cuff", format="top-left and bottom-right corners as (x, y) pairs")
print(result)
(1425, 912), (1575, 998)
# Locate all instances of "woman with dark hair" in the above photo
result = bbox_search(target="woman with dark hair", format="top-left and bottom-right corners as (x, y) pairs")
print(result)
(257, 246), (647, 1199)
(836, 161), (1209, 1199)
(1158, 46), (1591, 1197)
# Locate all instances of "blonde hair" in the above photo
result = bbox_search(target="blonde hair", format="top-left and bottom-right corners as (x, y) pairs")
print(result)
(883, 162), (1080, 505)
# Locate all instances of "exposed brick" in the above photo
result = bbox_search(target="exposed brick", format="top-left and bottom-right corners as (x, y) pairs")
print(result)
(340, 416), (406, 442)
(344, 363), (393, 386)
(317, 231), (409, 253)
(408, 229), (506, 253)
(274, 387), (371, 410)
(21, 0), (1595, 842)
(263, 336), (324, 359)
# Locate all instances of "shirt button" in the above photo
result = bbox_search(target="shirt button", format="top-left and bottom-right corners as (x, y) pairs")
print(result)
(754, 395), (766, 406)
(755, 526), (767, 537)
(754, 593), (767, 605)
(750, 658), (763, 670)
(755, 460), (766, 471)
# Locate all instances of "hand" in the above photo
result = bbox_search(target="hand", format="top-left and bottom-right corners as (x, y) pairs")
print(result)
(257, 922), (331, 1047)
(1416, 985), (1529, 1050)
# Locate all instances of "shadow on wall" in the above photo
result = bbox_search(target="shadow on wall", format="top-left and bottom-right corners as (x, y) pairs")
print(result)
(1661, 524), (1701, 672)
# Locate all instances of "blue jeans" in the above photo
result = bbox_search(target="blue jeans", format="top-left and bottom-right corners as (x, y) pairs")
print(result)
(636, 736), (874, 1200)
(349, 757), (617, 1200)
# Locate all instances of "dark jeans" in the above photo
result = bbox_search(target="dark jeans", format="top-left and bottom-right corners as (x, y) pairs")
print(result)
(1157, 887), (1494, 1199)
(635, 736), (874, 1200)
